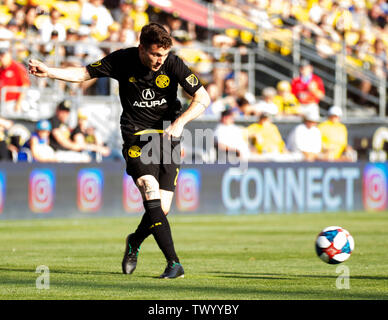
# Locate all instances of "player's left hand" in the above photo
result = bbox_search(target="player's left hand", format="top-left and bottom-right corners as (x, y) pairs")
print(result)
(164, 120), (184, 140)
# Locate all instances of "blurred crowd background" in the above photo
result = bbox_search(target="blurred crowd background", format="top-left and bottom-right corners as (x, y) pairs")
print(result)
(0, 0), (387, 164)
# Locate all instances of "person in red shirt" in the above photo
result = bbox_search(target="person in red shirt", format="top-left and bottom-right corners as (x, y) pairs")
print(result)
(0, 42), (30, 114)
(291, 60), (325, 116)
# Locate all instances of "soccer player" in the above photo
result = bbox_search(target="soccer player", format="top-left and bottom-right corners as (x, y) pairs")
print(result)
(28, 23), (211, 278)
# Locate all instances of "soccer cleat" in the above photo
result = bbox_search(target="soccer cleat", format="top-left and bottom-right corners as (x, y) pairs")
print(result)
(159, 261), (184, 279)
(122, 234), (140, 274)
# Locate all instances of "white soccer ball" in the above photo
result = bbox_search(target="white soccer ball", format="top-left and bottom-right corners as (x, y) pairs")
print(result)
(315, 226), (355, 264)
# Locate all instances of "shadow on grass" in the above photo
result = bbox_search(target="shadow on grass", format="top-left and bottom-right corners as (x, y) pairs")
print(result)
(1, 277), (387, 300)
(209, 271), (388, 281)
(0, 266), (166, 280)
(0, 267), (121, 276)
(1, 268), (388, 300)
(3, 266), (388, 282)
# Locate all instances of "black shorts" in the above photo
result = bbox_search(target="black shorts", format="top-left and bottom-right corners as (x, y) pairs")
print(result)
(122, 133), (181, 192)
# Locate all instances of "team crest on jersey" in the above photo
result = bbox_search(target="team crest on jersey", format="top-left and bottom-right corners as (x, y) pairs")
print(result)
(90, 60), (102, 67)
(128, 145), (142, 158)
(155, 74), (170, 88)
(129, 76), (137, 83)
(185, 74), (198, 87)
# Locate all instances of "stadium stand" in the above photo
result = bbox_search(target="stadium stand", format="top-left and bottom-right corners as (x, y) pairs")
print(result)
(0, 0), (386, 163)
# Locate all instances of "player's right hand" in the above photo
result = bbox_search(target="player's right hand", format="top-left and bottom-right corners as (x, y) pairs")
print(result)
(28, 59), (49, 78)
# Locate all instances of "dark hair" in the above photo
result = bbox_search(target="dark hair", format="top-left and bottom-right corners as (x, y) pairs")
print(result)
(139, 23), (172, 49)
(236, 97), (249, 107)
(221, 109), (233, 118)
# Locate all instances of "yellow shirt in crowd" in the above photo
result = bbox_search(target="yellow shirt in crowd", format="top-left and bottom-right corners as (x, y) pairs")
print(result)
(273, 93), (301, 115)
(130, 10), (149, 32)
(247, 122), (285, 154)
(318, 120), (348, 159)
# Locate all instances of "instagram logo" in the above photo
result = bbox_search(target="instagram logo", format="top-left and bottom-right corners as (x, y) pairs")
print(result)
(123, 174), (144, 213)
(29, 169), (55, 213)
(0, 172), (6, 214)
(363, 163), (388, 211)
(77, 169), (103, 212)
(176, 169), (200, 211)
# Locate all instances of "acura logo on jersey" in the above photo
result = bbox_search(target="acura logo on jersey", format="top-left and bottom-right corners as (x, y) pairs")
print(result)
(133, 98), (167, 108)
(134, 88), (166, 107)
(142, 89), (155, 100)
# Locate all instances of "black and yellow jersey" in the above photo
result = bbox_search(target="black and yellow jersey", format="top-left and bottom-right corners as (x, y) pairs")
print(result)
(86, 47), (202, 142)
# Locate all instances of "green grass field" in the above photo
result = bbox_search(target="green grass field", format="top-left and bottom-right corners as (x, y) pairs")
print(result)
(0, 211), (388, 300)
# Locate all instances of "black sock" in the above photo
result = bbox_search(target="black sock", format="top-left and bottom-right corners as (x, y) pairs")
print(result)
(130, 212), (152, 249)
(129, 203), (172, 251)
(144, 199), (179, 263)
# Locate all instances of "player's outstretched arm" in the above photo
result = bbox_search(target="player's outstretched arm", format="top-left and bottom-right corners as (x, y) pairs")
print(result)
(164, 86), (210, 139)
(28, 59), (91, 83)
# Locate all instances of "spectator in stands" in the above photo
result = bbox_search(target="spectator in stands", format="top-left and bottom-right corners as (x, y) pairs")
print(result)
(21, 6), (40, 39)
(252, 87), (278, 116)
(70, 109), (111, 160)
(113, 0), (134, 23)
(39, 8), (66, 44)
(236, 96), (256, 117)
(286, 110), (325, 162)
(0, 116), (14, 161)
(203, 82), (226, 117)
(214, 109), (250, 160)
(130, 0), (149, 33)
(212, 33), (236, 95)
(317, 11), (342, 49)
(74, 25), (104, 65)
(220, 77), (239, 112)
(49, 99), (73, 150)
(7, 17), (23, 40)
(247, 0), (273, 30)
(166, 15), (187, 44)
(40, 30), (66, 59)
(273, 80), (301, 117)
(308, 0), (328, 25)
(103, 0), (121, 15)
(204, 79), (252, 118)
(106, 21), (121, 42)
(247, 112), (287, 156)
(372, 38), (387, 78)
(291, 60), (325, 116)
(64, 28), (79, 58)
(295, 14), (341, 59)
(0, 16), (14, 40)
(80, 0), (114, 41)
(345, 43), (376, 107)
(350, 1), (372, 32)
(235, 71), (256, 105)
(318, 105), (356, 162)
(0, 41), (30, 115)
(119, 15), (137, 46)
(370, 0), (388, 27)
(85, 126), (111, 158)
(175, 34), (213, 85)
(29, 119), (57, 162)
(10, 6), (25, 28)
(48, 100), (90, 162)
